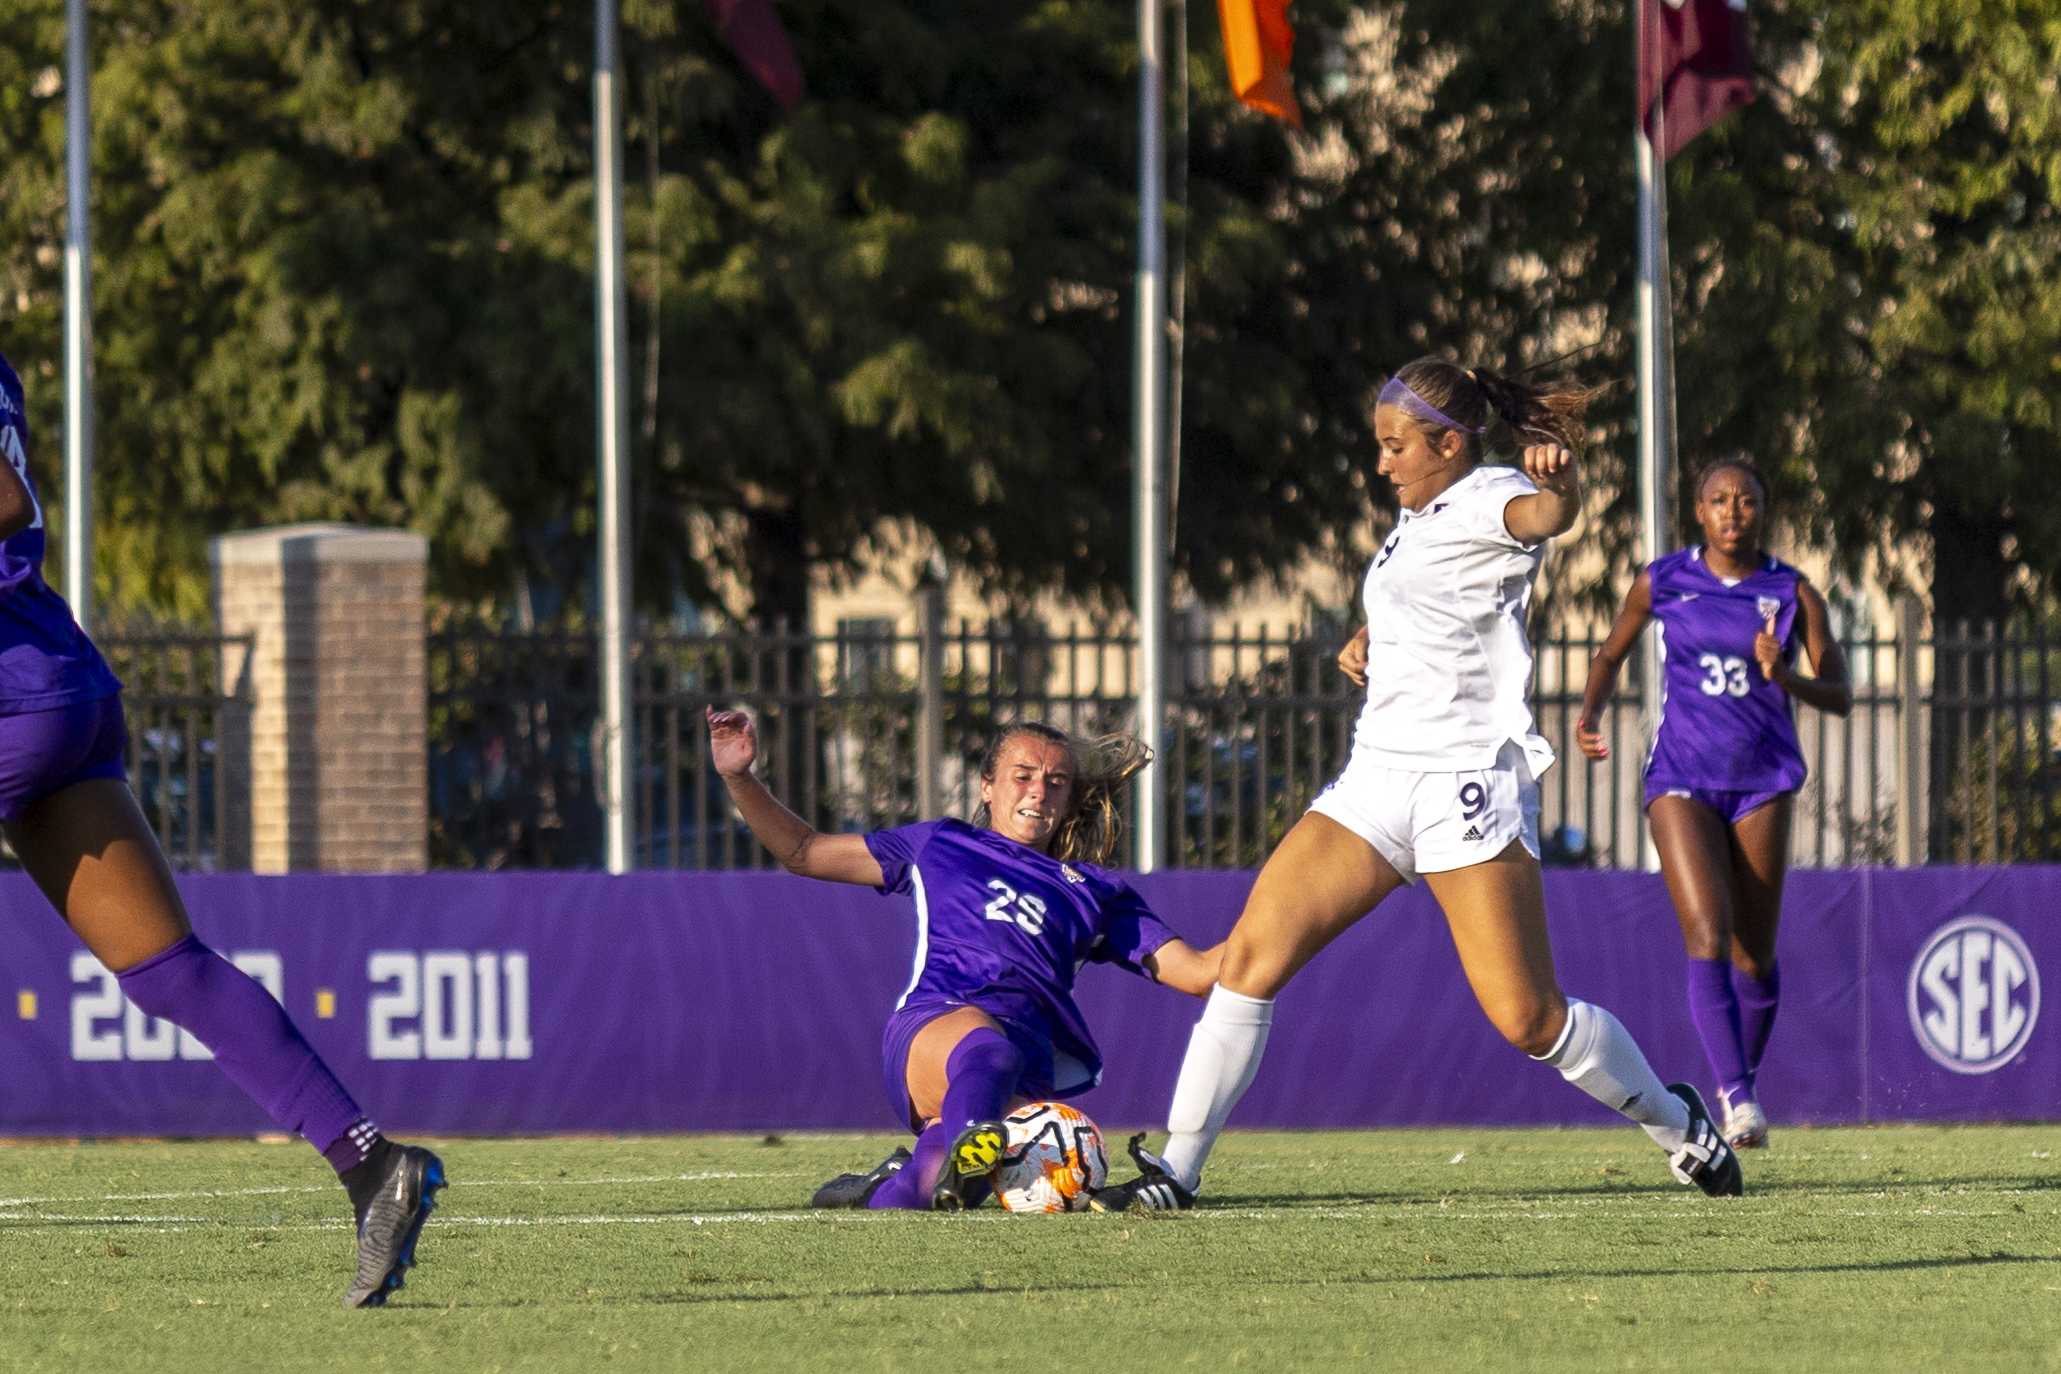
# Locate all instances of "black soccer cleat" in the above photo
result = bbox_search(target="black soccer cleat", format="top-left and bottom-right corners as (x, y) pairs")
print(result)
(1087, 1133), (1196, 1214)
(810, 1145), (912, 1208)
(930, 1120), (1008, 1211)
(1666, 1083), (1744, 1198)
(343, 1144), (447, 1308)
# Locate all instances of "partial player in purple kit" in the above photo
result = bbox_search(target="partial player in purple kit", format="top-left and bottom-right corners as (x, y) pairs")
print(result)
(1577, 457), (1851, 1148)
(0, 350), (443, 1308)
(706, 706), (1221, 1209)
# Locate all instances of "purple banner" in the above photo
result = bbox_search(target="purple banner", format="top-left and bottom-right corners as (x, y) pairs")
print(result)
(1, 869), (2053, 1135)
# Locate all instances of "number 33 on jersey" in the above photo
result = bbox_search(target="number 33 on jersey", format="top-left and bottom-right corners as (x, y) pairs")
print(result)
(1644, 547), (1808, 795)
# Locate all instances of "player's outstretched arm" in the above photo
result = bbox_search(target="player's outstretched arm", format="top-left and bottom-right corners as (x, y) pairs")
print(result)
(1144, 939), (1223, 997)
(707, 707), (885, 886)
(1575, 571), (1654, 761)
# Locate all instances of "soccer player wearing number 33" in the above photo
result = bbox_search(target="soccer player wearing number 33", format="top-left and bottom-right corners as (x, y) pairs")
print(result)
(1576, 458), (1852, 1151)
(0, 352), (443, 1307)
(706, 708), (1221, 1209)
(1094, 358), (1745, 1213)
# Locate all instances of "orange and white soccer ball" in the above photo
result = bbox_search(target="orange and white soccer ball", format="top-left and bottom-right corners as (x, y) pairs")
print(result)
(994, 1101), (1109, 1213)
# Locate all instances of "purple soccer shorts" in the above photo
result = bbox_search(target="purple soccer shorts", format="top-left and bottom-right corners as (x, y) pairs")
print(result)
(0, 694), (127, 822)
(1646, 784), (1793, 826)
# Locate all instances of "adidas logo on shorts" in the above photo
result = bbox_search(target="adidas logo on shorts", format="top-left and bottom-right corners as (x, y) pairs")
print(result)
(1461, 825), (1485, 842)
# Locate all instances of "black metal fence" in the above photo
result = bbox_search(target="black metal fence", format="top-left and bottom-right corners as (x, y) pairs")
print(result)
(1928, 617), (2061, 865)
(427, 607), (2061, 871)
(118, 627), (255, 871)
(12, 612), (2049, 875)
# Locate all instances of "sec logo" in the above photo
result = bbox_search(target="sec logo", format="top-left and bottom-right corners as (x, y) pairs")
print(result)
(1906, 915), (2041, 1075)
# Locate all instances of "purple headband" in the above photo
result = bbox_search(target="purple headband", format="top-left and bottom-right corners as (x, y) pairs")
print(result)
(1378, 375), (1487, 435)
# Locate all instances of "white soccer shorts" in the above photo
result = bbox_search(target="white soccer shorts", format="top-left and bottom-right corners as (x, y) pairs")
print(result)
(1307, 739), (1541, 882)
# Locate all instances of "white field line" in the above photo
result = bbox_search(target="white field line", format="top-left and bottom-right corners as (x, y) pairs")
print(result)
(2, 1166), (2051, 1233)
(0, 1170), (804, 1210)
(6, 1171), (2041, 1214)
(1, 1203), (2048, 1235)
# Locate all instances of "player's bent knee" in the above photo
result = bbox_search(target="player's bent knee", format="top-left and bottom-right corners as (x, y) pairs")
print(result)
(1217, 938), (1293, 1001)
(1490, 998), (1566, 1058)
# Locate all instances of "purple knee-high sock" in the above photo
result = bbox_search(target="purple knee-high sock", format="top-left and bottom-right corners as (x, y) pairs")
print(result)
(1685, 957), (1752, 1106)
(867, 1030), (1026, 1211)
(867, 1122), (951, 1210)
(938, 1028), (1025, 1131)
(116, 935), (380, 1174)
(1734, 963), (1782, 1083)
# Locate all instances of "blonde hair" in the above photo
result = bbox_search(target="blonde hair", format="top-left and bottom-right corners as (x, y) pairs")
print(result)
(969, 722), (1153, 866)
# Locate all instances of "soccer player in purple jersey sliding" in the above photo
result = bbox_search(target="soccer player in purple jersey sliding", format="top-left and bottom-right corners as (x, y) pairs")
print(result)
(1094, 358), (1742, 1214)
(706, 706), (1222, 1209)
(0, 351), (443, 1307)
(1576, 457), (1852, 1149)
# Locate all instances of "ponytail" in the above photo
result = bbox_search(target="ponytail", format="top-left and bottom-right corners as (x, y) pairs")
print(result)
(1384, 356), (1602, 456)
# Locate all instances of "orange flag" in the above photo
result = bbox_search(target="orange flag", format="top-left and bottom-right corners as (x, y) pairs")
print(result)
(1217, 0), (1302, 127)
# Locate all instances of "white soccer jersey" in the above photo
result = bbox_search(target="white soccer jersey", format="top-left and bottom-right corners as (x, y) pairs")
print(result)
(1352, 463), (1555, 774)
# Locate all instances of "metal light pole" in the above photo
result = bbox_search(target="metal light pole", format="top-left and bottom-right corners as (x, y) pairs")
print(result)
(1131, 0), (1168, 872)
(1635, 11), (1675, 873)
(594, 0), (636, 872)
(64, 0), (94, 629)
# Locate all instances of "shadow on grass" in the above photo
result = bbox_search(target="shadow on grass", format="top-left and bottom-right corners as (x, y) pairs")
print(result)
(440, 1249), (2059, 1310)
(1198, 1172), (2061, 1207)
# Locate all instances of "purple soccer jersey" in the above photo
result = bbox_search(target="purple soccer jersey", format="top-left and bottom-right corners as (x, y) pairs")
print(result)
(1643, 546), (1807, 796)
(864, 818), (1176, 1095)
(0, 353), (120, 713)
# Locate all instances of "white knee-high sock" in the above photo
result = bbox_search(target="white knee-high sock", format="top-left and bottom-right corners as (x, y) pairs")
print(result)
(1534, 999), (1690, 1152)
(1159, 985), (1274, 1192)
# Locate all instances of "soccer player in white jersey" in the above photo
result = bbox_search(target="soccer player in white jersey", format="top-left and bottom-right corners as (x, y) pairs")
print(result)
(1093, 357), (1742, 1212)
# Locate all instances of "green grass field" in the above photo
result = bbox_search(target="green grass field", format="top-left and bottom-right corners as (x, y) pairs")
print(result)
(4, 1126), (2058, 1372)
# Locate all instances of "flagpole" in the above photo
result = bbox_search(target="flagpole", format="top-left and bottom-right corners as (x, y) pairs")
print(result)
(64, 0), (93, 631)
(1132, 0), (1168, 873)
(1634, 5), (1674, 874)
(595, 0), (636, 873)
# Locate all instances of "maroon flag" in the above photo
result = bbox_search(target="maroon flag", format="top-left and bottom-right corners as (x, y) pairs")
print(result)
(1638, 0), (1755, 160)
(705, 0), (805, 111)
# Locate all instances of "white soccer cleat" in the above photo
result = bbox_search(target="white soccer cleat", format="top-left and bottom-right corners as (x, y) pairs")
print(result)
(1720, 1092), (1770, 1149)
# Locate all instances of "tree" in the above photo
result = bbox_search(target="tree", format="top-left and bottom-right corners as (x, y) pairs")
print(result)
(1346, 0), (2061, 636)
(1664, 0), (2061, 632)
(9, 0), (2057, 641)
(2, 0), (1389, 628)
(2, 1), (605, 620)
(630, 0), (1381, 628)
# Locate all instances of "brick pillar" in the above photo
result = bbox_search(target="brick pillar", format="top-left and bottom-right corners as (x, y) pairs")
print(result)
(210, 524), (428, 872)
